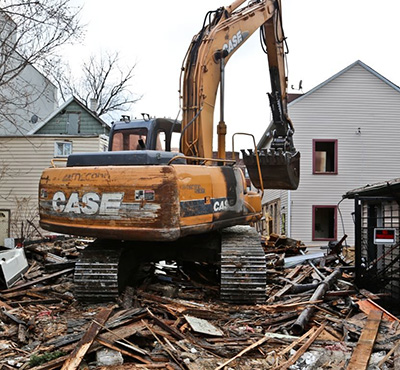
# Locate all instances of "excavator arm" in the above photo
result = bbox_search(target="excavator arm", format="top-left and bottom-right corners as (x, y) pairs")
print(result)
(180, 0), (300, 189)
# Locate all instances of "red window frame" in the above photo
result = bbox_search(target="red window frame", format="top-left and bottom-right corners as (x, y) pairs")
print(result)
(312, 139), (338, 174)
(312, 205), (337, 241)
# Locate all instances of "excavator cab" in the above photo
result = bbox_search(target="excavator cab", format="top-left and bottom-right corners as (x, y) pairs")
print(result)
(66, 117), (185, 168)
(108, 117), (181, 152)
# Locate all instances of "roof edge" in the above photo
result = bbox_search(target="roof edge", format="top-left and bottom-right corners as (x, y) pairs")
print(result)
(289, 60), (400, 107)
(27, 95), (110, 134)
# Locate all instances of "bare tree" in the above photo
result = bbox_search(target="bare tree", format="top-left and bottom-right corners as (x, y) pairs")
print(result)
(0, 0), (84, 134)
(57, 51), (141, 118)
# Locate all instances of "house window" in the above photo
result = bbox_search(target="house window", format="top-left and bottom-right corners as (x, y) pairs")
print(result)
(54, 141), (72, 157)
(312, 205), (337, 241)
(313, 139), (337, 174)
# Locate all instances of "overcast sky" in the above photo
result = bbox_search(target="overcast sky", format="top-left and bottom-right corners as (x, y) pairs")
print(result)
(66, 0), (400, 149)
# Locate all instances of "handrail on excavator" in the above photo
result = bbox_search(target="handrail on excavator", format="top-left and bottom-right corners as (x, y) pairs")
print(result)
(50, 158), (68, 168)
(168, 155), (236, 166)
(232, 132), (264, 193)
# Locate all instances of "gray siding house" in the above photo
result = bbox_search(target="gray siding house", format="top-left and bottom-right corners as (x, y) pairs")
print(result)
(0, 96), (110, 244)
(262, 60), (400, 246)
(0, 11), (57, 136)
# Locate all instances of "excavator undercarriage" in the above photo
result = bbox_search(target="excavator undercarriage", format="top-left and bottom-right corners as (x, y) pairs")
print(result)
(73, 226), (266, 304)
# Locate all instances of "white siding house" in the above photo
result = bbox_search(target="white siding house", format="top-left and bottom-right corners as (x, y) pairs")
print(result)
(262, 60), (400, 246)
(0, 135), (108, 244)
(0, 97), (111, 245)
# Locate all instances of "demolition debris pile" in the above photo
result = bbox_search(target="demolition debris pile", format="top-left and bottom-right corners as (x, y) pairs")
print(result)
(1, 236), (399, 369)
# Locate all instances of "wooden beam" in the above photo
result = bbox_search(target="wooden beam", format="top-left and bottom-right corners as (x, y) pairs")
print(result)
(61, 307), (113, 370)
(1, 268), (74, 293)
(357, 298), (399, 322)
(278, 322), (326, 370)
(278, 327), (315, 356)
(96, 337), (150, 364)
(377, 339), (400, 368)
(0, 298), (12, 310)
(215, 335), (270, 370)
(347, 310), (382, 370)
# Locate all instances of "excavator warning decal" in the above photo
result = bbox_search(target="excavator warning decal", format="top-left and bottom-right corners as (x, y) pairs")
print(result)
(135, 190), (155, 201)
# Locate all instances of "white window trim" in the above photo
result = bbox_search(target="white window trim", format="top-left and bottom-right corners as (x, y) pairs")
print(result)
(54, 141), (73, 157)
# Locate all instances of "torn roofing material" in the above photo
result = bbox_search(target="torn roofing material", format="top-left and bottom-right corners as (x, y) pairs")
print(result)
(343, 177), (400, 199)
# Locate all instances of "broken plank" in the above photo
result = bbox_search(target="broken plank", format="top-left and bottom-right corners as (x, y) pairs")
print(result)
(1, 268), (74, 293)
(96, 337), (151, 364)
(147, 308), (186, 341)
(32, 321), (147, 370)
(394, 341), (400, 370)
(0, 284), (60, 299)
(141, 319), (185, 370)
(357, 298), (399, 322)
(95, 365), (173, 369)
(286, 265), (303, 280)
(1, 309), (27, 325)
(92, 319), (149, 356)
(260, 299), (323, 312)
(215, 334), (270, 370)
(46, 319), (148, 351)
(347, 310), (382, 370)
(0, 298), (13, 310)
(278, 327), (316, 356)
(267, 266), (312, 303)
(9, 298), (62, 306)
(278, 322), (326, 370)
(377, 339), (400, 368)
(61, 307), (113, 370)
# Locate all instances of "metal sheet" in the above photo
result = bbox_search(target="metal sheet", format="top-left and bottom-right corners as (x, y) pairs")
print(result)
(184, 315), (223, 337)
(0, 248), (29, 288)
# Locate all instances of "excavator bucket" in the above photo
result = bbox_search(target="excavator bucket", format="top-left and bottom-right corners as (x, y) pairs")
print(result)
(242, 149), (300, 190)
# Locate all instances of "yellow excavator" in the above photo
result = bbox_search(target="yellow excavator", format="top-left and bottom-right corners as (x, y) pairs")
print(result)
(38, 0), (300, 303)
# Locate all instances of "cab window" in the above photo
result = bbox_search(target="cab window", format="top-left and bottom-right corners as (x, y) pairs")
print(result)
(111, 128), (148, 151)
(156, 131), (166, 151)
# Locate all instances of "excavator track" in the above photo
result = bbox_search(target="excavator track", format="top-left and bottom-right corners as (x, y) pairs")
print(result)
(74, 242), (122, 302)
(74, 230), (267, 304)
(220, 226), (267, 304)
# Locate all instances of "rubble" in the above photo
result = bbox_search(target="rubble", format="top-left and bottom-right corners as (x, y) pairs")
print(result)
(0, 235), (399, 369)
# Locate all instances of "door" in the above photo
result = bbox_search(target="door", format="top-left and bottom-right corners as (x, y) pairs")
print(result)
(67, 113), (80, 134)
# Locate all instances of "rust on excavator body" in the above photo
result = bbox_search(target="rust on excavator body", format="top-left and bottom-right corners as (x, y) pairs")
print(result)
(39, 164), (261, 242)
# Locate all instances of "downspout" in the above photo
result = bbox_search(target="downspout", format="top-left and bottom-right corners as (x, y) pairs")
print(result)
(287, 190), (291, 237)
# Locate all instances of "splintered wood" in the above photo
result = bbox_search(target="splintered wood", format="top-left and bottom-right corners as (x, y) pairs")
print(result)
(0, 236), (399, 369)
(61, 308), (113, 370)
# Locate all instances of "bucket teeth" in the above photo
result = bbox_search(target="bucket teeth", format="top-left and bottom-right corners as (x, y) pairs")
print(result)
(242, 149), (300, 190)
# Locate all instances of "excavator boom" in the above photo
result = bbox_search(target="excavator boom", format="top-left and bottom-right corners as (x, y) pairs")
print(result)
(180, 0), (300, 189)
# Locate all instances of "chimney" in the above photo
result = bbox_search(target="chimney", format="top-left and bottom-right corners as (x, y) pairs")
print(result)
(89, 98), (98, 112)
